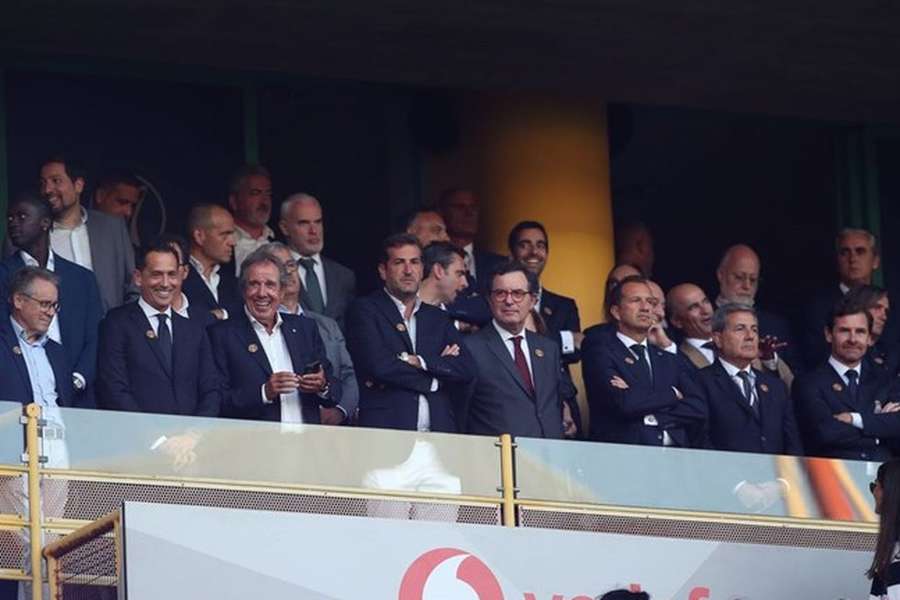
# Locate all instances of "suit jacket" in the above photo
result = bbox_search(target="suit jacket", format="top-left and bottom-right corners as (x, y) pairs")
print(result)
(540, 288), (582, 364)
(208, 311), (340, 423)
(679, 340), (795, 390)
(582, 328), (705, 446)
(0, 317), (74, 407)
(182, 263), (242, 326)
(0, 252), (103, 388)
(462, 325), (564, 439)
(345, 290), (474, 432)
(302, 309), (360, 422)
(693, 361), (802, 455)
(299, 256), (356, 331)
(85, 208), (138, 311)
(96, 302), (221, 416)
(793, 362), (900, 461)
(756, 306), (801, 373)
(471, 248), (506, 293)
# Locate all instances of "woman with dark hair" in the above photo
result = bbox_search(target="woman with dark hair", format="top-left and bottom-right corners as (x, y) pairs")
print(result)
(869, 459), (900, 599)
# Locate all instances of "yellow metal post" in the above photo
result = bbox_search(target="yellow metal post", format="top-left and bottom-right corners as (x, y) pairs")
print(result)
(25, 403), (43, 600)
(498, 434), (517, 527)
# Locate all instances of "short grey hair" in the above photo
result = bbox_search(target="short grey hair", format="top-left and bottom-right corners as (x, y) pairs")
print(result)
(711, 303), (757, 333)
(836, 228), (879, 256)
(238, 248), (287, 291)
(279, 193), (320, 219)
(256, 242), (295, 288)
(8, 266), (60, 303)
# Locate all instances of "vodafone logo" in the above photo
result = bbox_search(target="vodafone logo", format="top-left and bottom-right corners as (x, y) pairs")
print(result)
(399, 548), (504, 600)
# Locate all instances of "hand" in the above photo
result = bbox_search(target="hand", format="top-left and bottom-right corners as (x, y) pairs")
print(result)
(562, 403), (577, 438)
(440, 344), (460, 357)
(159, 433), (199, 471)
(833, 412), (853, 424)
(647, 324), (673, 350)
(403, 354), (424, 369)
(298, 369), (327, 393)
(883, 402), (900, 413)
(610, 375), (629, 390)
(759, 335), (787, 361)
(265, 371), (300, 400)
(319, 407), (345, 425)
(210, 308), (227, 321)
(572, 332), (585, 350)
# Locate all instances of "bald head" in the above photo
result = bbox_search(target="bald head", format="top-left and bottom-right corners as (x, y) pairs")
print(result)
(717, 244), (760, 305)
(668, 283), (714, 339)
(280, 193), (324, 256)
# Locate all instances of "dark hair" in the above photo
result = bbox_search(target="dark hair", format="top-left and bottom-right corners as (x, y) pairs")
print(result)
(136, 238), (181, 271)
(423, 241), (465, 277)
(507, 220), (549, 255)
(155, 233), (190, 267)
(399, 207), (441, 233)
(8, 266), (59, 302)
(96, 168), (144, 193)
(827, 295), (874, 333)
(711, 303), (757, 333)
(10, 191), (53, 223)
(606, 274), (649, 310)
(40, 155), (88, 184)
(844, 285), (888, 315)
(229, 164), (271, 195)
(488, 260), (539, 295)
(239, 248), (286, 290)
(379, 233), (422, 265)
(599, 590), (650, 600)
(869, 459), (900, 579)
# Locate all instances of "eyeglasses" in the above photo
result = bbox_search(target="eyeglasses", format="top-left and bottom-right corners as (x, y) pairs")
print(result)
(21, 293), (60, 314)
(490, 289), (532, 303)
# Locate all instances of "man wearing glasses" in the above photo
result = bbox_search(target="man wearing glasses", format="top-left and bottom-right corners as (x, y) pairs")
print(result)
(0, 192), (103, 405)
(461, 261), (564, 438)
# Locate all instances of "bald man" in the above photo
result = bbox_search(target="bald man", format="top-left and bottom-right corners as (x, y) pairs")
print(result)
(716, 243), (800, 372)
(183, 204), (241, 325)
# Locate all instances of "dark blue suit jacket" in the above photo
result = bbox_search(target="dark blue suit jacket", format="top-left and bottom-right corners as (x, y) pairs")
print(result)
(693, 361), (803, 455)
(345, 290), (475, 432)
(182, 264), (241, 327)
(0, 253), (102, 388)
(582, 326), (705, 446)
(793, 362), (900, 461)
(208, 311), (339, 423)
(0, 317), (74, 407)
(540, 288), (581, 365)
(96, 302), (221, 416)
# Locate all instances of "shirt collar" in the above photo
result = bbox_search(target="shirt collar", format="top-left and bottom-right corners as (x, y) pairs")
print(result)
(616, 331), (647, 350)
(10, 315), (49, 347)
(189, 255), (219, 277)
(719, 357), (753, 378)
(384, 289), (422, 319)
(20, 250), (55, 272)
(245, 305), (283, 333)
(686, 337), (714, 351)
(291, 250), (322, 265)
(492, 319), (526, 341)
(138, 297), (172, 322)
(829, 355), (862, 379)
(53, 206), (88, 229)
(235, 223), (274, 242)
(173, 293), (190, 319)
(278, 304), (303, 316)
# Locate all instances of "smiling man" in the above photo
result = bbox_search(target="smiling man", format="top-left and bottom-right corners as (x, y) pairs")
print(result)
(96, 239), (221, 417)
(229, 164), (274, 275)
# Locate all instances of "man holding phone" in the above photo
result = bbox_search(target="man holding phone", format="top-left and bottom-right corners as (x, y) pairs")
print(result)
(209, 247), (341, 423)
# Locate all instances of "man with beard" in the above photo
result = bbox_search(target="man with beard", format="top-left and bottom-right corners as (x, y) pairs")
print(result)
(96, 239), (221, 417)
(793, 299), (900, 460)
(229, 164), (274, 274)
(345, 234), (474, 432)
(38, 155), (136, 311)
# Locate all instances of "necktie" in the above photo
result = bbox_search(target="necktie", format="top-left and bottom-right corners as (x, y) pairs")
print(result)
(156, 313), (172, 372)
(701, 341), (715, 350)
(298, 257), (326, 313)
(737, 371), (759, 417)
(846, 369), (859, 406)
(511, 336), (535, 396)
(630, 344), (653, 384)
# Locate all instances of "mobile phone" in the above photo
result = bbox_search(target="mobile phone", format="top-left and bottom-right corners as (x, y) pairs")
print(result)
(302, 360), (322, 375)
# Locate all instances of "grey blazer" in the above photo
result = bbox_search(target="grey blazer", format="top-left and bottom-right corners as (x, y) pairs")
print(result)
(299, 256), (356, 331)
(303, 309), (359, 422)
(85, 209), (138, 311)
(462, 325), (564, 439)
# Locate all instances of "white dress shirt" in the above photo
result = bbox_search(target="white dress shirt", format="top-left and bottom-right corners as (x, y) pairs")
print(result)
(385, 291), (438, 431)
(534, 288), (575, 354)
(138, 297), (173, 337)
(233, 224), (274, 276)
(291, 250), (328, 306)
(173, 293), (190, 320)
(686, 337), (716, 365)
(462, 243), (476, 282)
(718, 358), (758, 407)
(491, 319), (534, 376)
(828, 355), (867, 430)
(20, 250), (62, 345)
(51, 207), (93, 271)
(248, 308), (303, 424)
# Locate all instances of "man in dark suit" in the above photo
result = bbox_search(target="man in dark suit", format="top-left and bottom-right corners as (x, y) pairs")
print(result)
(209, 247), (340, 423)
(0, 192), (102, 403)
(345, 234), (474, 432)
(793, 300), (900, 460)
(279, 193), (356, 330)
(692, 304), (803, 455)
(38, 155), (137, 311)
(462, 261), (564, 438)
(582, 275), (705, 446)
(96, 239), (221, 417)
(183, 204), (241, 324)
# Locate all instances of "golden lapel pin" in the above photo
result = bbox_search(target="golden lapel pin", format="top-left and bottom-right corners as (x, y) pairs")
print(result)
(832, 382), (843, 392)
(534, 349), (544, 358)
(759, 383), (769, 393)
(248, 343), (259, 353)
(12, 346), (22, 355)
(875, 356), (885, 365)
(624, 356), (635, 365)
(145, 330), (157, 340)
(543, 306), (553, 316)
(396, 323), (407, 333)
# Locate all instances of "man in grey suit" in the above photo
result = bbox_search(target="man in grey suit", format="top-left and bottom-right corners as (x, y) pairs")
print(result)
(279, 193), (356, 330)
(462, 261), (564, 438)
(267, 242), (359, 425)
(39, 155), (137, 311)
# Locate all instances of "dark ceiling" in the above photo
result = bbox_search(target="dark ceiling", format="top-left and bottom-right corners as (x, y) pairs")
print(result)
(2, 0), (900, 123)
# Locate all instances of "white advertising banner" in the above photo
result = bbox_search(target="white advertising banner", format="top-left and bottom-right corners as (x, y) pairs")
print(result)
(122, 501), (871, 600)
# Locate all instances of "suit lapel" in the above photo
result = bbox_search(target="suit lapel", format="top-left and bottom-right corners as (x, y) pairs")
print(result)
(824, 365), (865, 411)
(188, 266), (218, 308)
(484, 327), (532, 398)
(322, 258), (339, 312)
(1, 323), (34, 402)
(526, 331), (551, 401)
(539, 291), (561, 331)
(131, 304), (172, 378)
(372, 290), (414, 352)
(235, 313), (273, 376)
(679, 342), (710, 369)
(85, 215), (102, 273)
(713, 361), (757, 419)
(280, 318), (307, 371)
(46, 342), (71, 407)
(612, 336), (652, 387)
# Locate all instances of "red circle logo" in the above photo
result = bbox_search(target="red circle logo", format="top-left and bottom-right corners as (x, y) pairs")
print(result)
(398, 547), (504, 600)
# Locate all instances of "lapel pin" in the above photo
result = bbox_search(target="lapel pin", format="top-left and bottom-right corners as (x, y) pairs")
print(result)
(291, 328), (297, 334)
(543, 306), (553, 316)
(364, 380), (374, 388)
(248, 343), (259, 354)
(624, 356), (635, 365)
(759, 383), (769, 393)
(535, 349), (544, 358)
(832, 382), (843, 392)
(145, 330), (157, 340)
(12, 346), (22, 355)
(875, 356), (885, 365)
(396, 323), (407, 333)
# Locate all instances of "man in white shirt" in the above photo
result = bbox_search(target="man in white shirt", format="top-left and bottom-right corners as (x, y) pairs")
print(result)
(228, 164), (274, 274)
(183, 204), (240, 325)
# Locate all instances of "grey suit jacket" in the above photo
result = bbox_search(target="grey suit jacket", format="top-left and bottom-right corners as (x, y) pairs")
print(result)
(85, 209), (138, 311)
(462, 324), (564, 439)
(304, 309), (359, 422)
(299, 256), (356, 330)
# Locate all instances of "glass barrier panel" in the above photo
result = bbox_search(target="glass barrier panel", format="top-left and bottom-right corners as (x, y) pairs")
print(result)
(515, 437), (879, 522)
(48, 407), (501, 498)
(0, 402), (23, 466)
